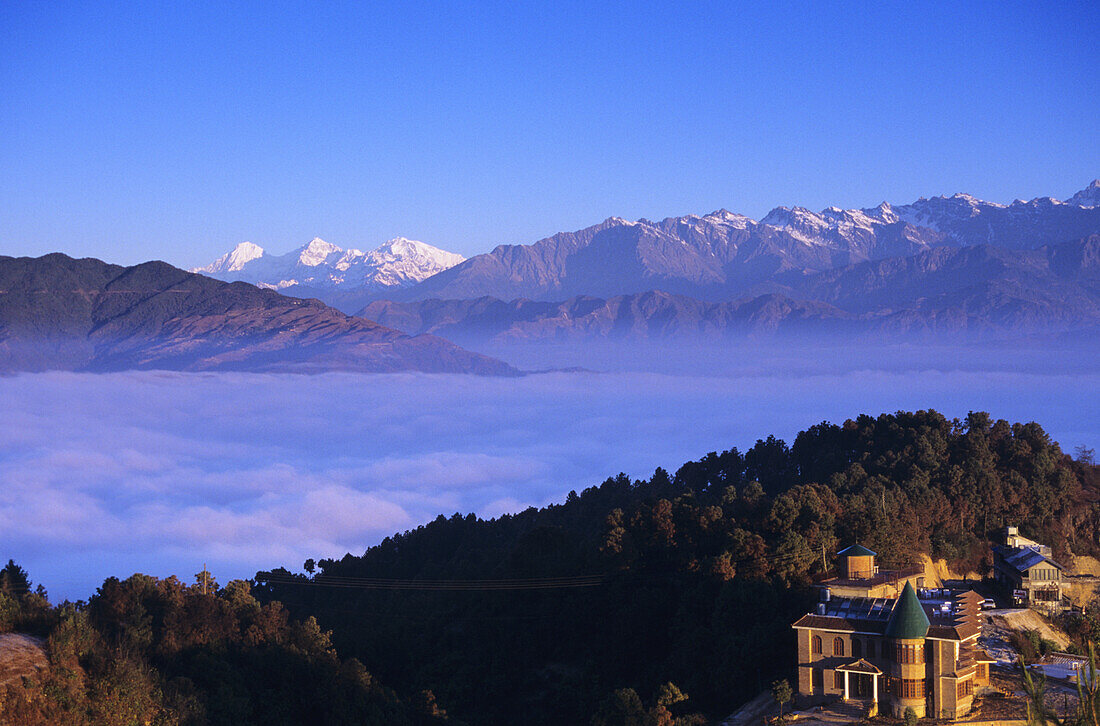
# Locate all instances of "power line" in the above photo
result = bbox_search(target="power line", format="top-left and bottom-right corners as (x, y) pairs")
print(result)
(305, 574), (604, 586)
(257, 573), (604, 591)
(255, 546), (824, 592)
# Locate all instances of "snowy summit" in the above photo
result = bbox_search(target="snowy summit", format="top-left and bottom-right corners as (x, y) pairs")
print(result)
(193, 237), (465, 292)
(196, 241), (266, 274)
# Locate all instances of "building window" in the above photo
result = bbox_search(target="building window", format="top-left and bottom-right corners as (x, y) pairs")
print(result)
(866, 640), (875, 658)
(834, 671), (845, 690)
(896, 643), (924, 664)
(899, 679), (925, 699)
(957, 679), (973, 698)
(812, 635), (822, 655)
(852, 639), (863, 658)
(813, 669), (823, 692)
(1033, 567), (1059, 582)
(834, 637), (845, 656)
(978, 664), (988, 679)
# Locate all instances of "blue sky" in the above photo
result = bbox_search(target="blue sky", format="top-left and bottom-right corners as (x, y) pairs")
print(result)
(1, 1), (1097, 268)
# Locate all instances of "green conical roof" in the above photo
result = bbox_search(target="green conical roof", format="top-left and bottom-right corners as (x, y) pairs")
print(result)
(884, 582), (930, 640)
(837, 544), (877, 557)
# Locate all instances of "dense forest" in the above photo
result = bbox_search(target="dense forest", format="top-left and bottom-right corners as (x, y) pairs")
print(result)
(2, 410), (1097, 725)
(253, 410), (1100, 725)
(0, 564), (444, 725)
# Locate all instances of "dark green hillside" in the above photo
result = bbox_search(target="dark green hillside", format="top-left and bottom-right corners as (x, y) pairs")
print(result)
(257, 410), (1100, 725)
(0, 570), (441, 725)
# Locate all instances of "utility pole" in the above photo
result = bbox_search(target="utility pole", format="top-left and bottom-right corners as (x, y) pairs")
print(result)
(201, 564), (209, 595)
(822, 543), (828, 574)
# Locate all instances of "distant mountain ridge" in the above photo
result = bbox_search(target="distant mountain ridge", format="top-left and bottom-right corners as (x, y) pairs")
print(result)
(25, 180), (1095, 365)
(0, 254), (515, 375)
(391, 180), (1100, 304)
(360, 235), (1100, 343)
(362, 291), (855, 343)
(194, 236), (465, 293)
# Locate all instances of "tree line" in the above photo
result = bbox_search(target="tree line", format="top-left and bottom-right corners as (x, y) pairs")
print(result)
(2, 410), (1096, 724)
(0, 567), (447, 725)
(255, 410), (1100, 724)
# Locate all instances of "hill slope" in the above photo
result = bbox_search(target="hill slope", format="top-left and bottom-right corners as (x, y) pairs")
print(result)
(0, 574), (434, 724)
(257, 410), (1100, 725)
(0, 254), (516, 375)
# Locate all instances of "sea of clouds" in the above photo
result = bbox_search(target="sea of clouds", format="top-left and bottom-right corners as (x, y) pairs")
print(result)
(1, 366), (1097, 601)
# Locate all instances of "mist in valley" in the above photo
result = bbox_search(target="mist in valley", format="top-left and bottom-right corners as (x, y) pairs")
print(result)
(1, 337), (1096, 601)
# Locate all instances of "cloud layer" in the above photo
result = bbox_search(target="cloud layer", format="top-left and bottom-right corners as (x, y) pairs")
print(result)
(1, 366), (1097, 600)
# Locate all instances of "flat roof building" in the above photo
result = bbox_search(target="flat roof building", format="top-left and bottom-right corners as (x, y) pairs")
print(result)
(818, 545), (926, 599)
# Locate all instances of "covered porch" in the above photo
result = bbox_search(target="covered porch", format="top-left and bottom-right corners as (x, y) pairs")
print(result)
(836, 659), (883, 717)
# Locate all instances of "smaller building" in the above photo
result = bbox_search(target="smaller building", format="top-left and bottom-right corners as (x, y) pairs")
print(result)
(992, 526), (1064, 611)
(819, 545), (925, 599)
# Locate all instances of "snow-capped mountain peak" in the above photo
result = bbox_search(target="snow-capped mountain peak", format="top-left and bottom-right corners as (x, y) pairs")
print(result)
(296, 238), (343, 266)
(1068, 179), (1100, 208)
(759, 206), (798, 228)
(863, 202), (898, 224)
(374, 236), (441, 259)
(192, 180), (1099, 303)
(701, 209), (752, 230)
(194, 241), (266, 274)
(195, 236), (466, 293)
(364, 237), (466, 287)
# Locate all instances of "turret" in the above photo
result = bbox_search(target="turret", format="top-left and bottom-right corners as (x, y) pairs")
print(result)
(837, 544), (877, 580)
(885, 582), (930, 717)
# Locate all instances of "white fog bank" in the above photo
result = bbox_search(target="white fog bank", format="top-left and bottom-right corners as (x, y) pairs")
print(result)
(1, 366), (1097, 600)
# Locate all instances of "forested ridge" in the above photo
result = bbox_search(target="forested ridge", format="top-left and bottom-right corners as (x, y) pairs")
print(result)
(0, 565), (445, 725)
(2, 410), (1097, 725)
(256, 410), (1100, 725)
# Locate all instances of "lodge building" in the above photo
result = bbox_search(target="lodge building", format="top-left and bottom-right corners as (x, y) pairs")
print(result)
(992, 526), (1065, 611)
(792, 546), (995, 720)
